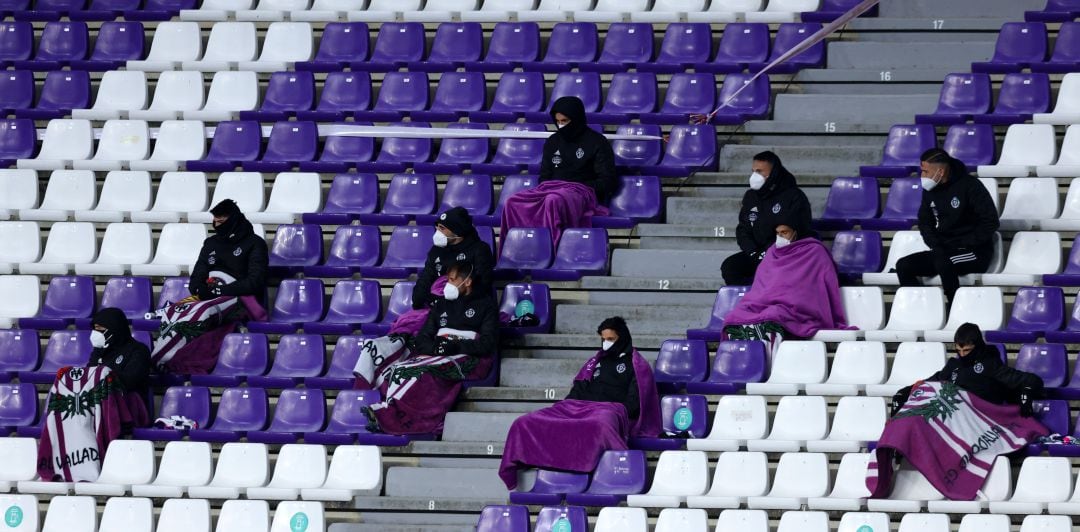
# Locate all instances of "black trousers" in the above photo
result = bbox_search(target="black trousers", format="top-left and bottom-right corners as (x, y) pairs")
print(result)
(895, 246), (994, 303)
(721, 251), (759, 286)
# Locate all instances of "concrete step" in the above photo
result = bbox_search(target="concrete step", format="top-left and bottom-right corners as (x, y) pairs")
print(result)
(384, 467), (509, 500)
(772, 93), (939, 124)
(554, 302), (711, 336)
(503, 333), (670, 350)
(682, 172), (840, 188)
(465, 386), (572, 401)
(353, 495), (498, 512)
(825, 41), (993, 71)
(442, 411), (522, 442)
(716, 144), (881, 175)
(741, 119), (904, 135)
(581, 274), (724, 293)
(409, 441), (509, 457)
(609, 248), (726, 280)
(499, 358), (588, 388)
(877, 0), (1039, 18)
(458, 402), (548, 413)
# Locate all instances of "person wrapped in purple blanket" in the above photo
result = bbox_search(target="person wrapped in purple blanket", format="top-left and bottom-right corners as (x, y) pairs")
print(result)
(498, 316), (660, 490)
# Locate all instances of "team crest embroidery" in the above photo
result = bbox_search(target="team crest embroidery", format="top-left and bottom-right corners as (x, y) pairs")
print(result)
(951, 197), (960, 208)
(115, 355), (123, 364)
(439, 212), (447, 221)
(616, 363), (626, 374)
(951, 370), (958, 382)
(575, 148), (584, 159)
(974, 362), (984, 374)
(208, 256), (216, 265)
(552, 149), (562, 166)
(457, 253), (466, 261)
(748, 206), (758, 223)
(771, 203), (781, 214)
(233, 247), (242, 256)
(439, 312), (448, 327)
(465, 308), (475, 318)
(68, 367), (84, 381)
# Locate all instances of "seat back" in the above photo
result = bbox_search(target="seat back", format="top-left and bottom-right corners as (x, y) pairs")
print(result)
(211, 387), (268, 431)
(476, 505), (529, 532)
(708, 340), (767, 385)
(381, 226), (434, 269)
(155, 441), (213, 488)
(269, 223), (323, 267)
(766, 340), (827, 384)
(216, 500), (270, 532)
(933, 72), (992, 115)
(654, 339), (708, 384)
(1002, 231), (1062, 274)
(768, 395), (828, 440)
(831, 231), (883, 276)
(267, 388), (326, 433)
(267, 444), (327, 489)
(594, 507), (646, 532)
(828, 396), (886, 442)
(267, 278), (325, 324)
(776, 512), (829, 532)
(887, 342), (947, 385)
(497, 228), (554, 270)
(945, 123), (996, 167)
(768, 453), (829, 498)
(157, 499), (211, 532)
(0, 275), (39, 320)
(597, 22), (653, 64)
(706, 395), (768, 440)
(879, 124), (937, 167)
(943, 287), (1006, 332)
(97, 439), (156, 484)
(157, 386), (212, 427)
(583, 449), (646, 495)
(704, 451), (768, 497)
(826, 341), (887, 385)
(654, 509), (707, 532)
(885, 287), (946, 331)
(997, 123), (1057, 166)
(714, 510), (768, 532)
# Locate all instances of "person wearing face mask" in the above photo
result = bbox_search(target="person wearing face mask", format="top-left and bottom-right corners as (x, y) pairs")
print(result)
(89, 308), (152, 394)
(356, 262), (498, 436)
(412, 206), (494, 311)
(868, 323), (1047, 502)
(498, 317), (661, 490)
(722, 151), (813, 286)
(187, 199), (269, 302)
(500, 96), (617, 245)
(721, 219), (852, 355)
(894, 148), (1000, 307)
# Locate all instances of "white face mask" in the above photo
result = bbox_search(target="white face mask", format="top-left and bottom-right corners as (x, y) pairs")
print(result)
(920, 177), (938, 191)
(90, 330), (108, 349)
(749, 172), (767, 190)
(432, 231), (449, 248)
(443, 282), (461, 301)
(775, 235), (792, 248)
(601, 340), (615, 351)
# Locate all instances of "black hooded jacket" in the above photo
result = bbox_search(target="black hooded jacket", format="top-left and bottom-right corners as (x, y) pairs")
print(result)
(566, 317), (640, 419)
(918, 345), (1044, 405)
(539, 96), (618, 202)
(735, 156), (813, 256)
(412, 208), (495, 310)
(414, 288), (499, 357)
(89, 308), (152, 393)
(189, 206), (269, 299)
(917, 160), (1000, 253)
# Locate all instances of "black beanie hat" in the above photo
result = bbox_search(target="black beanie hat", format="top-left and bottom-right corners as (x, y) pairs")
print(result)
(210, 199), (242, 218)
(436, 206), (475, 238)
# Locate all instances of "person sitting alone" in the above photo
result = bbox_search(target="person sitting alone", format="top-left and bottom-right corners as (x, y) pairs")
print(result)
(356, 261), (498, 436)
(721, 220), (851, 354)
(500, 96), (617, 245)
(498, 317), (660, 490)
(150, 199), (268, 375)
(867, 323), (1047, 501)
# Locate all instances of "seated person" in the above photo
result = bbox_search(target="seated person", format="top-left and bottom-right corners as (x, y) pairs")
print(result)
(722, 220), (850, 353)
(721, 151), (813, 286)
(498, 317), (660, 490)
(500, 96), (616, 245)
(357, 261), (498, 436)
(895, 148), (1000, 307)
(150, 199), (269, 375)
(868, 323), (1047, 501)
(37, 308), (152, 482)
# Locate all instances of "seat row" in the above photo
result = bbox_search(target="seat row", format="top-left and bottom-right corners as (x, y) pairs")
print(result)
(920, 71), (1080, 127)
(859, 123), (994, 177)
(973, 21), (1080, 73)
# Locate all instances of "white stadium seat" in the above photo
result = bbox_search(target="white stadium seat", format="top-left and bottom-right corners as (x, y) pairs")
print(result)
(0, 495), (39, 531)
(998, 177), (1060, 230)
(460, 0), (535, 21)
(897, 513), (951, 532)
(0, 222), (40, 274)
(128, 22), (203, 71)
(923, 287), (1005, 342)
(19, 222), (97, 275)
(814, 286), (885, 341)
(574, 0), (647, 23)
(862, 231), (928, 285)
(807, 453), (871, 511)
(1034, 73), (1080, 125)
(130, 222), (207, 276)
(74, 171), (152, 223)
(130, 120), (208, 172)
(248, 444), (328, 501)
(72, 71), (148, 121)
(990, 457), (1073, 514)
(959, 514), (1011, 532)
(928, 457), (1012, 513)
(626, 451), (709, 508)
(183, 22), (258, 72)
(190, 443), (270, 499)
(837, 512), (890, 532)
(807, 396), (886, 453)
(131, 172), (208, 223)
(181, 0), (254, 20)
(688, 0), (764, 22)
(132, 441), (213, 498)
(0, 275), (40, 328)
(631, 0), (706, 22)
(130, 71), (206, 122)
(1037, 125), (1080, 177)
(0, 169), (39, 220)
(290, 0), (366, 21)
(239, 22), (314, 72)
(866, 342), (946, 397)
(74, 440), (156, 496)
(981, 231), (1062, 285)
(185, 71), (261, 122)
(248, 172), (323, 224)
(594, 507), (647, 532)
(654, 508), (708, 532)
(745, 0), (820, 22)
(867, 465), (943, 512)
(747, 453), (829, 510)
(775, 510), (829, 532)
(98, 497), (154, 532)
(0, 438), (40, 490)
(157, 498), (212, 532)
(189, 171), (266, 223)
(1042, 177), (1080, 230)
(75, 222), (152, 276)
(805, 341), (887, 396)
(20, 169), (95, 222)
(1048, 467), (1080, 515)
(346, 0), (420, 21)
(217, 500), (271, 532)
(745, 340), (827, 395)
(714, 509), (769, 532)
(41, 496), (96, 532)
(514, 0), (589, 22)
(686, 395), (768, 452)
(686, 452), (768, 509)
(1021, 515), (1073, 532)
(270, 501), (324, 532)
(402, 0), (478, 21)
(864, 287), (946, 342)
(75, 120), (151, 171)
(18, 120), (93, 171)
(301, 446), (382, 501)
(747, 395), (828, 453)
(236, 0), (312, 20)
(978, 124), (1057, 177)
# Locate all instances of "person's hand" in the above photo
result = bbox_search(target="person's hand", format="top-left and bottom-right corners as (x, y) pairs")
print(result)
(1019, 387), (1036, 417)
(436, 338), (458, 356)
(890, 387), (911, 417)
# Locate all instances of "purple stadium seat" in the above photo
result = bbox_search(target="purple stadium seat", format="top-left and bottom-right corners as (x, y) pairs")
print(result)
(610, 124), (663, 170)
(643, 124), (718, 177)
(21, 275), (95, 330)
(17, 0), (84, 22)
(802, 0), (879, 22)
(297, 22), (369, 72)
(248, 279), (326, 334)
(297, 71), (372, 122)
(943, 123), (995, 169)
(1015, 343), (1068, 389)
(497, 228), (554, 276)
(0, 22), (32, 64)
(124, 0), (194, 20)
(69, 0), (137, 21)
(0, 0), (28, 12)
(831, 230), (883, 278)
(1046, 291), (1080, 344)
(245, 121), (318, 172)
(499, 283), (551, 335)
(1033, 21), (1080, 72)
(1031, 400), (1071, 454)
(188, 386), (268, 443)
(190, 333), (269, 387)
(303, 174), (378, 226)
(862, 178), (921, 231)
(81, 276), (152, 326)
(640, 23), (712, 73)
(70, 21), (143, 70)
(16, 21), (88, 70)
(466, 22), (540, 72)
(533, 228), (609, 281)
(132, 386), (211, 440)
(524, 72), (601, 123)
(0, 329), (39, 379)
(0, 118), (35, 165)
(592, 72), (658, 125)
(686, 286), (750, 341)
(426, 173), (494, 219)
(473, 175), (539, 226)
(471, 72), (545, 123)
(303, 388), (378, 445)
(594, 175), (662, 228)
(304, 279), (381, 335)
(859, 124), (937, 178)
(658, 394), (708, 439)
(415, 123), (491, 174)
(653, 339), (709, 388)
(1027, 0), (1080, 22)
(973, 72), (1051, 125)
(0, 383), (36, 433)
(412, 22), (482, 73)
(525, 22), (598, 73)
(130, 276), (189, 331)
(641, 72), (715, 125)
(701, 22), (770, 74)
(362, 280), (414, 336)
(240, 71), (315, 122)
(534, 507), (587, 532)
(361, 122), (433, 173)
(247, 386), (321, 444)
(355, 22), (425, 72)
(750, 23), (825, 73)
(473, 123), (546, 176)
(510, 470), (589, 505)
(248, 334), (325, 389)
(973, 22), (1049, 73)
(583, 22), (654, 73)
(914, 73), (992, 125)
(686, 340), (769, 394)
(361, 226), (434, 279)
(306, 337), (369, 390)
(412, 71), (487, 123)
(815, 176), (880, 230)
(986, 286), (1065, 343)
(564, 450), (647, 506)
(17, 70), (90, 120)
(268, 223), (323, 271)
(187, 120), (262, 172)
(476, 506), (530, 532)
(19, 330), (91, 383)
(305, 225), (381, 278)
(358, 173), (436, 226)
(711, 72), (771, 124)
(355, 71), (429, 122)
(301, 127), (376, 173)
(1044, 237), (1080, 287)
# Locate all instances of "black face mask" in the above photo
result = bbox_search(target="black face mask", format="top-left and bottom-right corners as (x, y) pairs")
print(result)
(213, 215), (240, 236)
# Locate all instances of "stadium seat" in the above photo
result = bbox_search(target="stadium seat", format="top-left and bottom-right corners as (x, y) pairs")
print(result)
(304, 280), (380, 335)
(75, 119), (150, 171)
(126, 21), (200, 71)
(1020, 515), (1072, 532)
(297, 22), (369, 70)
(18, 221), (96, 275)
(238, 22), (313, 71)
(990, 457), (1072, 514)
(865, 341), (947, 396)
(866, 465), (943, 512)
(361, 173), (434, 221)
(248, 334), (325, 388)
(0, 383), (35, 433)
(0, 119), (35, 166)
(188, 387), (269, 442)
(17, 119), (93, 171)
(470, 72), (544, 123)
(973, 72), (1051, 125)
(923, 287), (1005, 342)
(249, 173), (321, 224)
(1014, 343), (1068, 389)
(835, 513), (890, 532)
(215, 500), (271, 532)
(750, 22), (826, 72)
(807, 453), (872, 511)
(626, 451), (709, 508)
(414, 123), (490, 174)
(342, 0), (417, 21)
(510, 469), (589, 505)
(301, 129), (375, 172)
(351, 22), (424, 70)
(582, 22), (653, 73)
(593, 507), (647, 532)
(302, 389), (377, 443)
(1047, 296), (1080, 343)
(986, 286), (1065, 343)
(564, 450), (647, 506)
(1028, 1), (1080, 23)
(860, 178), (922, 230)
(0, 70), (32, 115)
(301, 445), (382, 501)
(18, 275), (94, 329)
(747, 341), (827, 396)
(185, 71), (260, 121)
(745, 0), (819, 21)
(926, 456), (1011, 513)
(973, 22), (1049, 73)
(155, 499), (211, 532)
(643, 124), (718, 176)
(473, 124), (545, 175)
(496, 227), (554, 275)
(270, 501), (324, 532)
(686, 286), (751, 341)
(831, 231), (884, 280)
(41, 496), (96, 532)
(73, 439), (156, 496)
(130, 120), (206, 172)
(897, 514), (950, 532)
(412, 73), (486, 122)
(641, 72), (714, 124)
(685, 340), (767, 395)
(248, 444), (328, 500)
(631, 0), (706, 22)
(182, 22), (257, 71)
(235, 0), (311, 20)
(132, 386), (211, 440)
(19, 169), (95, 222)
(521, 22), (597, 72)
(17, 21), (89, 70)
(0, 21), (31, 63)
(131, 172), (208, 223)
(188, 171), (264, 222)
(686, 395), (767, 452)
(304, 337), (367, 389)
(15, 329), (89, 383)
(0, 438), (38, 489)
(747, 452), (829, 510)
(818, 177), (881, 229)
(531, 228), (609, 280)
(981, 231), (1062, 285)
(809, 397), (886, 452)
(362, 281), (415, 336)
(653, 508), (707, 532)
(187, 443), (269, 499)
(91, 497), (153, 532)
(591, 75), (659, 125)
(860, 124), (937, 177)
(0, 222), (41, 273)
(805, 341), (886, 396)
(916, 73), (993, 125)
(73, 222), (151, 276)
(999, 177), (1060, 230)
(302, 174), (378, 225)
(862, 231), (930, 285)
(978, 124), (1057, 177)
(131, 441), (212, 498)
(304, 225), (379, 277)
(476, 505), (529, 532)
(652, 339), (708, 389)
(74, 170), (152, 222)
(248, 388), (326, 444)
(0, 169), (38, 220)
(638, 23), (712, 73)
(243, 72), (316, 122)
(15, 70), (88, 120)
(864, 287), (946, 342)
(0, 330), (40, 377)
(747, 395), (828, 452)
(71, 70), (147, 121)
(712, 509), (769, 532)
(186, 122), (262, 172)
(466, 22), (540, 72)
(1037, 125), (1080, 178)
(574, 0), (646, 22)
(247, 279), (325, 334)
(686, 451), (767, 509)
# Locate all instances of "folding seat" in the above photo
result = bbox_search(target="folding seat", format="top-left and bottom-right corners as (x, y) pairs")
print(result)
(1020, 515), (1072, 532)
(978, 123), (1057, 177)
(188, 387), (268, 443)
(0, 438), (38, 490)
(185, 71), (260, 122)
(1047, 294), (1080, 343)
(863, 287), (946, 342)
(636, 23), (712, 74)
(746, 340), (827, 396)
(124, 172), (204, 224)
(708, 72), (771, 125)
(458, 0), (533, 21)
(861, 231), (928, 286)
(625, 450), (708, 508)
(1013, 344), (1068, 391)
(974, 72), (1051, 125)
(0, 119), (34, 168)
(985, 286), (1064, 343)
(15, 329), (89, 384)
(973, 22), (1049, 73)
(177, 0), (250, 19)
(467, 125), (542, 177)
(186, 121), (263, 173)
(896, 514), (951, 532)
(153, 498), (211, 532)
(188, 333), (269, 387)
(414, 123), (491, 174)
(16, 221), (94, 276)
(299, 337), (365, 389)
(0, 329), (39, 379)
(685, 395), (767, 452)
(711, 509), (768, 532)
(1028, 0), (1080, 22)
(265, 224), (321, 274)
(298, 388), (374, 444)
(14, 21), (88, 71)
(990, 457), (1072, 514)
(14, 70), (87, 120)
(131, 386), (210, 440)
(0, 383), (35, 433)
(518, 22), (597, 73)
(863, 462), (944, 512)
(923, 287), (1005, 342)
(523, 72), (601, 123)
(575, 0), (647, 23)
(246, 279), (325, 335)
(362, 281), (415, 335)
(494, 283), (550, 336)
(556, 450), (645, 507)
(508, 0), (586, 21)
(859, 124), (937, 178)
(683, 340), (766, 395)
(243, 124), (317, 174)
(235, 0), (310, 20)
(747, 452), (829, 510)
(581, 22), (653, 73)
(629, 0), (705, 23)
(685, 285), (749, 341)
(125, 121), (205, 173)
(476, 505), (529, 532)
(296, 22), (368, 72)
(72, 439), (155, 496)
(651, 339), (708, 390)
(585, 73), (659, 125)
(130, 71), (205, 122)
(997, 178), (1060, 231)
(860, 177), (921, 230)
(89, 497), (152, 532)
(0, 221), (40, 274)
(300, 445), (382, 502)
(246, 444), (327, 501)
(865, 342), (947, 397)
(71, 21), (143, 70)
(16, 275), (93, 330)
(829, 231), (883, 280)
(647, 509), (705, 532)
(469, 73), (544, 123)
(748, 22), (826, 73)
(594, 507), (647, 532)
(915, 73), (993, 125)
(351, 22), (424, 71)
(341, 0), (417, 21)
(531, 228), (609, 280)
(215, 500), (270, 532)
(360, 122), (433, 173)
(74, 119), (151, 171)
(70, 70), (147, 121)
(72, 222), (150, 276)
(354, 173), (435, 226)
(302, 173), (377, 225)
(699, 22), (771, 74)
(463, 22), (540, 73)
(468, 174), (537, 227)
(1038, 125), (1080, 178)
(744, 0), (822, 22)
(509, 468), (589, 505)
(922, 455), (1012, 513)
(304, 225), (380, 278)
(809, 396), (886, 453)
(496, 227), (554, 276)
(248, 334), (325, 389)
(401, 22), (481, 73)
(40, 496), (96, 532)
(806, 453), (872, 511)
(804, 341), (886, 396)
(247, 388), (326, 444)
(126, 21), (201, 71)
(16, 120), (91, 172)
(290, 0), (364, 20)
(185, 171), (264, 223)
(187, 442), (269, 499)
(346, 72), (424, 121)
(413, 75), (487, 122)
(981, 231), (1062, 285)
(70, 170), (149, 223)
(684, 452), (767, 510)
(604, 124), (663, 171)
(0, 70), (32, 115)
(235, 22), (313, 71)
(15, 169), (91, 222)
(298, 72), (372, 121)
(816, 177), (880, 230)
(0, 21), (32, 66)
(130, 441), (213, 498)
(241, 71), (315, 122)
(744, 395), (827, 452)
(124, 0), (192, 20)
(639, 73), (714, 125)
(301, 127), (376, 173)
(642, 124), (718, 177)
(836, 513), (890, 532)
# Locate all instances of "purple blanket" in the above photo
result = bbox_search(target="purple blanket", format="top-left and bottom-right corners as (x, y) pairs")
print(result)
(500, 180), (609, 246)
(722, 238), (852, 339)
(867, 381), (1049, 501)
(389, 276), (448, 336)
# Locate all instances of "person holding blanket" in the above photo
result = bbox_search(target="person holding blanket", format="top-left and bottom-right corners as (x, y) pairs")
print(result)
(355, 261), (498, 435)
(721, 220), (851, 355)
(500, 96), (616, 245)
(150, 199), (268, 374)
(498, 317), (661, 490)
(868, 323), (1047, 501)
